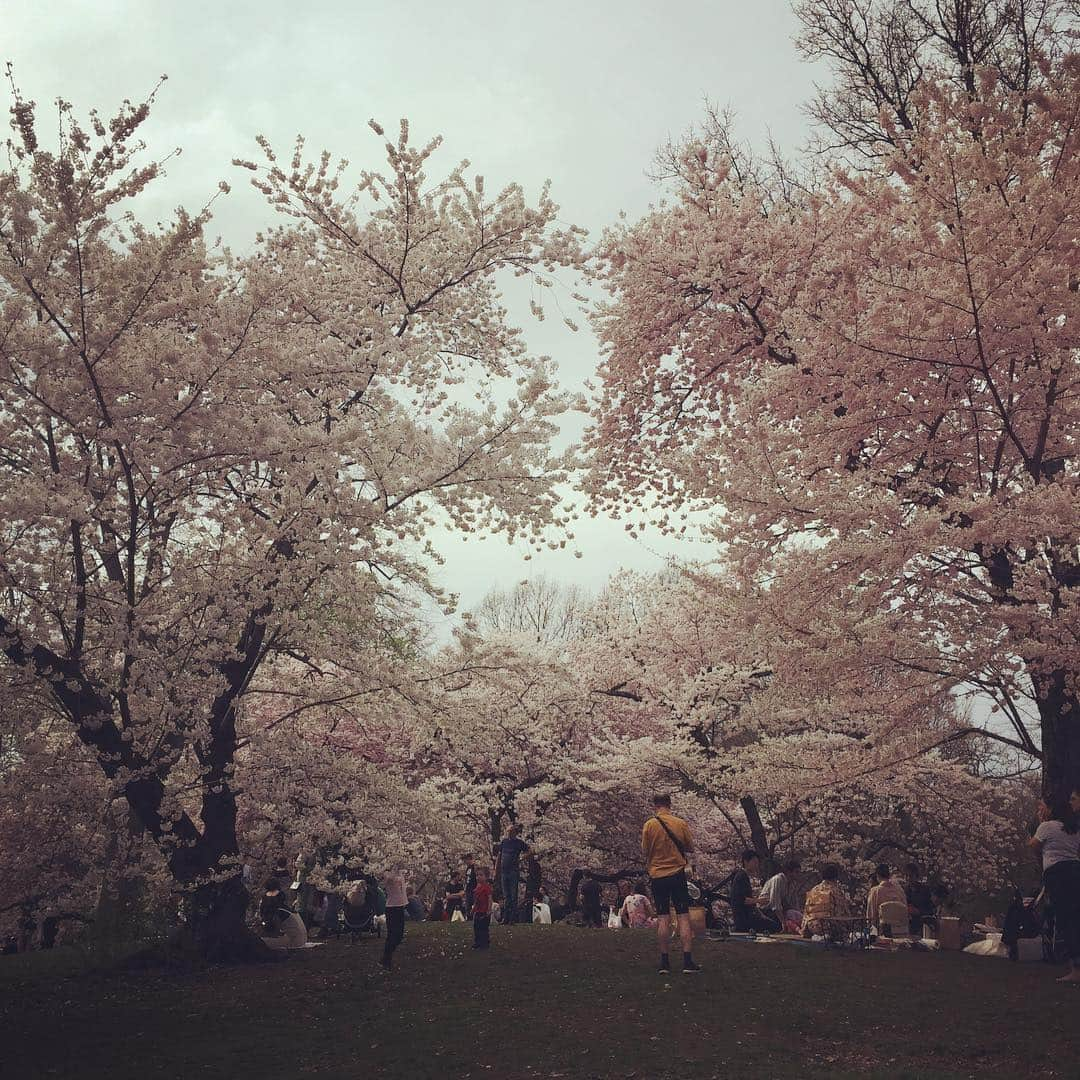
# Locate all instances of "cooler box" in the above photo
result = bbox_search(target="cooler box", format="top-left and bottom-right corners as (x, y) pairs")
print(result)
(689, 906), (706, 939)
(936, 916), (961, 950)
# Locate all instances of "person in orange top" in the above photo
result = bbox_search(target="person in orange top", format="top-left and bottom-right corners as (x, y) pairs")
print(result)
(640, 794), (701, 974)
(801, 863), (851, 938)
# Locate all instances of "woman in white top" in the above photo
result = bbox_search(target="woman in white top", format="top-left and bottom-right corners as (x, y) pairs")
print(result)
(1029, 793), (1080, 983)
(380, 870), (408, 971)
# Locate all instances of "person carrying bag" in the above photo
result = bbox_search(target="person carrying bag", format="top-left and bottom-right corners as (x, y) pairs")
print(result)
(640, 794), (701, 974)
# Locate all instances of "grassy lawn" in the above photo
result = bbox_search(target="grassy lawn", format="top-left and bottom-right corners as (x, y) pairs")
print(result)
(2, 924), (1078, 1079)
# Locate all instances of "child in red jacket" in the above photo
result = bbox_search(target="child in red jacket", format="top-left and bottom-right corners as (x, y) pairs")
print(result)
(472, 866), (493, 949)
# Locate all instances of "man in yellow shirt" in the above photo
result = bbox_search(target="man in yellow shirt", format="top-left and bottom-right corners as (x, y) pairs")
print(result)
(641, 794), (701, 973)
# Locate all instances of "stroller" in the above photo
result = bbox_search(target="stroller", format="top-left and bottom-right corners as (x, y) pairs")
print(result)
(338, 878), (383, 942)
(1001, 887), (1055, 962)
(696, 871), (739, 935)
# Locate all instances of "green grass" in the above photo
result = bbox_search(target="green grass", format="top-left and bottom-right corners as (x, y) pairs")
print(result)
(2, 924), (1078, 1079)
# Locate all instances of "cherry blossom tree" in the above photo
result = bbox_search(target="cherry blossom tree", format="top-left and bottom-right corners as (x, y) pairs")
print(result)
(235, 683), (470, 892)
(0, 668), (170, 948)
(415, 637), (593, 849)
(585, 36), (1080, 797)
(0, 84), (582, 957)
(577, 571), (1026, 896)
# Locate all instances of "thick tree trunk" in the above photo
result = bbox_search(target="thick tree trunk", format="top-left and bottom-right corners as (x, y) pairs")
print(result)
(164, 759), (274, 963)
(739, 795), (774, 875)
(1035, 669), (1080, 798)
(1, 599), (275, 965)
(93, 806), (147, 947)
(177, 874), (269, 963)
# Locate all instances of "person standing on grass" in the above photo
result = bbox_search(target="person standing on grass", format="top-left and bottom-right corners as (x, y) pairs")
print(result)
(580, 874), (604, 928)
(380, 870), (407, 971)
(496, 825), (530, 924)
(1029, 792), (1080, 984)
(472, 866), (493, 949)
(524, 853), (543, 920)
(464, 854), (478, 916)
(641, 794), (701, 973)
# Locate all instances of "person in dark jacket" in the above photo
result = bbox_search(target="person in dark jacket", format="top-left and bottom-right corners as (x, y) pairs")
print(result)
(904, 863), (935, 936)
(259, 878), (294, 936)
(581, 875), (604, 928)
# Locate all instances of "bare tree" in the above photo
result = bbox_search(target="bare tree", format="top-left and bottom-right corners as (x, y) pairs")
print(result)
(474, 576), (589, 647)
(795, 0), (1075, 157)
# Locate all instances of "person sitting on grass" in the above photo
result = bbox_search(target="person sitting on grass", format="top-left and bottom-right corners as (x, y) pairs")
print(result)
(904, 863), (935, 936)
(619, 882), (657, 928)
(801, 864), (851, 939)
(866, 863), (907, 930)
(930, 883), (952, 917)
(260, 878), (308, 949)
(531, 892), (553, 924)
(730, 850), (780, 933)
(260, 878), (293, 936)
(443, 872), (466, 921)
(758, 858), (803, 932)
(405, 887), (426, 922)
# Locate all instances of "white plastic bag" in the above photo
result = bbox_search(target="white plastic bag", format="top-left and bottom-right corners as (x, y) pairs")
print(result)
(450, 909), (466, 923)
(607, 910), (622, 929)
(532, 902), (552, 924)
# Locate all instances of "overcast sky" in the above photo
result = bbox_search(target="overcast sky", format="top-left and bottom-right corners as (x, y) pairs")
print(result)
(6, 0), (827, 628)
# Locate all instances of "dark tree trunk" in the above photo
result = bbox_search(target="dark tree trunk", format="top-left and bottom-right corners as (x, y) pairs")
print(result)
(163, 740), (274, 963)
(565, 867), (641, 913)
(739, 796), (774, 875)
(1035, 669), (1080, 798)
(1, 580), (276, 965)
(178, 874), (268, 963)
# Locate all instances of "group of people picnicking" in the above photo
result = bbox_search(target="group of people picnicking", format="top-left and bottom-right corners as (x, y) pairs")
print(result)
(643, 789), (1080, 984)
(256, 786), (1080, 986)
(725, 849), (951, 938)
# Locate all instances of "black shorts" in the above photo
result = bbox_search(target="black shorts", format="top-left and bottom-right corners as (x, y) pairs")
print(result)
(650, 869), (690, 916)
